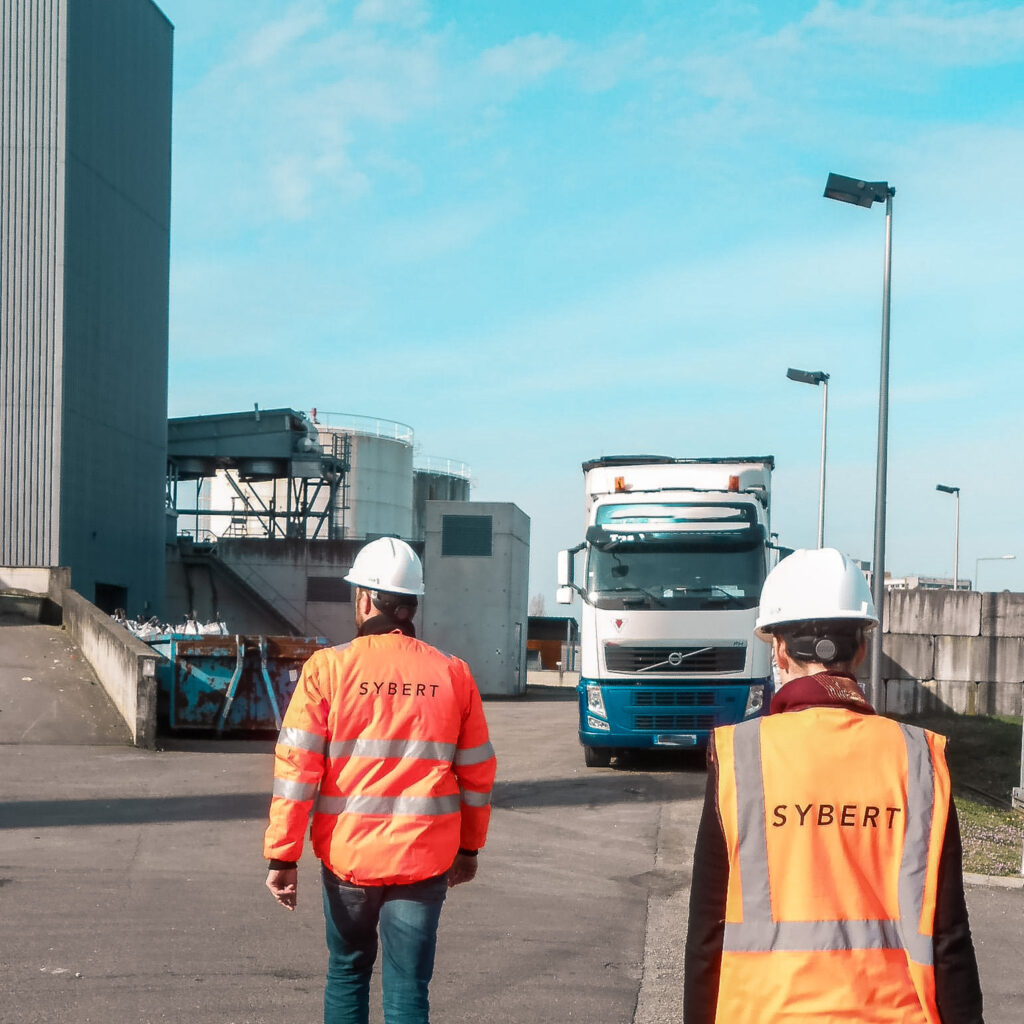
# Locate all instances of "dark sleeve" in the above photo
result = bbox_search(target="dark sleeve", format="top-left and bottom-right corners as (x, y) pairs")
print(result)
(684, 743), (729, 1024)
(933, 798), (985, 1024)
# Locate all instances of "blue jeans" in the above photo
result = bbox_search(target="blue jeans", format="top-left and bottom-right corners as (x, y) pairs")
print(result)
(321, 864), (448, 1024)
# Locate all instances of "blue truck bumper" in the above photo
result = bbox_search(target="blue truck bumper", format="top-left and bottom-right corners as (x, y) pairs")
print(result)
(577, 676), (771, 751)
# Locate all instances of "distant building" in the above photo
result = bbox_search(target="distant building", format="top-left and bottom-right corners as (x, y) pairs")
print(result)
(527, 615), (580, 670)
(885, 575), (971, 592)
(1, 0), (173, 614)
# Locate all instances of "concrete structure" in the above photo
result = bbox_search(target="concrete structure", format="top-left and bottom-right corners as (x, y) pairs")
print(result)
(413, 457), (472, 541)
(1, 565), (159, 745)
(164, 536), (391, 640)
(1, 0), (173, 615)
(859, 588), (1024, 716)
(422, 501), (530, 696)
(167, 408), (346, 543)
(180, 412), (471, 546)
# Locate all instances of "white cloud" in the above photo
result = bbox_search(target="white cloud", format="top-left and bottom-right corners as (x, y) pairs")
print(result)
(802, 0), (1024, 67)
(370, 197), (515, 263)
(480, 33), (571, 82)
(236, 3), (327, 67)
(353, 0), (429, 29)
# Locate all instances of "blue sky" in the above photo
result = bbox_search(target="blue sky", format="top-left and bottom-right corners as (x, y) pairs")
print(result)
(158, 0), (1024, 602)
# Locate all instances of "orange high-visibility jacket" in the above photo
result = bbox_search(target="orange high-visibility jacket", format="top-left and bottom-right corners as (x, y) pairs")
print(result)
(713, 710), (950, 1024)
(264, 631), (496, 885)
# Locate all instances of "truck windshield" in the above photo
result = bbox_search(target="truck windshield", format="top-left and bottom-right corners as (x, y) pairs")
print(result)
(585, 533), (765, 611)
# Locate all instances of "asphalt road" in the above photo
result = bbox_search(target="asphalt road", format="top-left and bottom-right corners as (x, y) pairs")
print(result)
(1, 626), (1021, 1023)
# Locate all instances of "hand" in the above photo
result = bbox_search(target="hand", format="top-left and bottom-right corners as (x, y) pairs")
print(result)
(266, 867), (298, 910)
(448, 853), (478, 888)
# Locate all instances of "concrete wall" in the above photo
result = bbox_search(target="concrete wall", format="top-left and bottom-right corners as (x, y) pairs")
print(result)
(1, 567), (158, 746)
(859, 590), (1024, 716)
(167, 538), (376, 643)
(62, 588), (159, 747)
(422, 502), (530, 696)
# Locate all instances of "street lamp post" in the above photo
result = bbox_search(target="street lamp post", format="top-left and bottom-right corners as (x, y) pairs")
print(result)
(823, 172), (895, 694)
(975, 554), (1015, 592)
(936, 484), (960, 590)
(786, 368), (830, 547)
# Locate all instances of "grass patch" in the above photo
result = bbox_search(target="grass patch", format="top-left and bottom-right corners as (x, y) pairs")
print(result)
(894, 713), (1023, 877)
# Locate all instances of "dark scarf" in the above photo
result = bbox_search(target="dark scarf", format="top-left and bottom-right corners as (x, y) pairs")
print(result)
(357, 613), (416, 639)
(770, 671), (875, 716)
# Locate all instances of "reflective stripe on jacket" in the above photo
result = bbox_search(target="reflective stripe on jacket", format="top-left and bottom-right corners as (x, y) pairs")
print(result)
(713, 710), (950, 1024)
(263, 632), (496, 885)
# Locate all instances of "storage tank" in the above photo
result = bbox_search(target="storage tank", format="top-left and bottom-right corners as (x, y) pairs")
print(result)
(314, 412), (415, 540)
(413, 458), (471, 541)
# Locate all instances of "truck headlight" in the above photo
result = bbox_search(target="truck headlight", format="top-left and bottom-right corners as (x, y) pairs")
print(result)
(586, 684), (606, 716)
(744, 684), (765, 718)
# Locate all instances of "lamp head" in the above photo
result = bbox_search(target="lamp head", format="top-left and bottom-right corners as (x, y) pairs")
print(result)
(786, 367), (829, 386)
(824, 172), (893, 208)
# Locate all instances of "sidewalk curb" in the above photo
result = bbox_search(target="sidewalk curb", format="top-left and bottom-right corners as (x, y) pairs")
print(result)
(963, 871), (1024, 889)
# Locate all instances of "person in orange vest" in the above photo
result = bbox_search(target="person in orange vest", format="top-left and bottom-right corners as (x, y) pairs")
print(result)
(684, 548), (983, 1024)
(264, 537), (496, 1024)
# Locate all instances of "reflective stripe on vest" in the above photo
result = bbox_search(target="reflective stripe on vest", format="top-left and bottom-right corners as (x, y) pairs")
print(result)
(455, 740), (495, 765)
(317, 793), (461, 817)
(460, 787), (492, 807)
(278, 727), (327, 755)
(273, 777), (318, 802)
(724, 717), (935, 966)
(328, 738), (457, 762)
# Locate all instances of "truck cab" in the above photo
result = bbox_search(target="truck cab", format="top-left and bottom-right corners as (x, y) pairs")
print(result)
(558, 456), (775, 766)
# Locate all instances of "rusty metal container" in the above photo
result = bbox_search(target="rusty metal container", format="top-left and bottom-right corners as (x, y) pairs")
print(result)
(151, 634), (328, 735)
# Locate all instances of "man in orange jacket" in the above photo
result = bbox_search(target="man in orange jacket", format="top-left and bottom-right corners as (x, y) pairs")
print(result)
(684, 548), (983, 1024)
(264, 537), (496, 1024)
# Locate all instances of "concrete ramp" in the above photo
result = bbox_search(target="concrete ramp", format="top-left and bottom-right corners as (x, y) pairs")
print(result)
(0, 611), (131, 745)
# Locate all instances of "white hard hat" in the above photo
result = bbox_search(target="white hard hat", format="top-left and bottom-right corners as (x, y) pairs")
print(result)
(755, 547), (878, 640)
(344, 537), (424, 596)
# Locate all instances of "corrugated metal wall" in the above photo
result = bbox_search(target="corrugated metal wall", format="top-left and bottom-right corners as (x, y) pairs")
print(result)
(0, 0), (67, 565)
(1, 0), (172, 615)
(59, 0), (172, 614)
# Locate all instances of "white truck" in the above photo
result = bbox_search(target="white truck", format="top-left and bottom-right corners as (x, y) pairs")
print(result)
(557, 455), (776, 766)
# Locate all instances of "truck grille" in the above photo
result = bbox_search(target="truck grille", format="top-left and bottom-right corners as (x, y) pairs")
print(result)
(633, 713), (716, 731)
(604, 644), (746, 674)
(633, 689), (715, 707)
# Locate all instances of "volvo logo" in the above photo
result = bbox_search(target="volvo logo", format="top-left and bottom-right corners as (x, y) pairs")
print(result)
(667, 651), (684, 667)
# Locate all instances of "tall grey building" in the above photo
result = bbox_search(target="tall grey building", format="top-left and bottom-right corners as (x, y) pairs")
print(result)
(1, 0), (173, 614)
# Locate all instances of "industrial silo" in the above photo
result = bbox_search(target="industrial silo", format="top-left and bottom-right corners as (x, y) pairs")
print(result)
(413, 458), (472, 541)
(313, 412), (415, 540)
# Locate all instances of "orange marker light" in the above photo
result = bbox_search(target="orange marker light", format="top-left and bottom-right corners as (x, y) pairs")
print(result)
(615, 476), (627, 492)
(728, 475), (740, 491)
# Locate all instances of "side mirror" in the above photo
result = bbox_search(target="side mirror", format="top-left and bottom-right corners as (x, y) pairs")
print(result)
(556, 549), (573, 588)
(555, 586), (574, 605)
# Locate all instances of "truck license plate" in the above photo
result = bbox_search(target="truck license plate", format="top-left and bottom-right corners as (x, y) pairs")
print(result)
(655, 733), (698, 748)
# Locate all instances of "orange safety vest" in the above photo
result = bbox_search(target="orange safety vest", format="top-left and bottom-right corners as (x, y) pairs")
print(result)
(263, 632), (496, 885)
(713, 709), (950, 1024)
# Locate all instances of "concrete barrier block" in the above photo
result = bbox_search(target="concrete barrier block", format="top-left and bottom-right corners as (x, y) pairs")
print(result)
(981, 592), (1024, 638)
(974, 680), (1023, 716)
(882, 678), (921, 715)
(934, 635), (1024, 685)
(881, 634), (934, 681)
(883, 589), (980, 636)
(922, 680), (983, 715)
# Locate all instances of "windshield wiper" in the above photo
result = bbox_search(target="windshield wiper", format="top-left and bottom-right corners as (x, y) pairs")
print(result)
(599, 585), (668, 608)
(686, 585), (746, 607)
